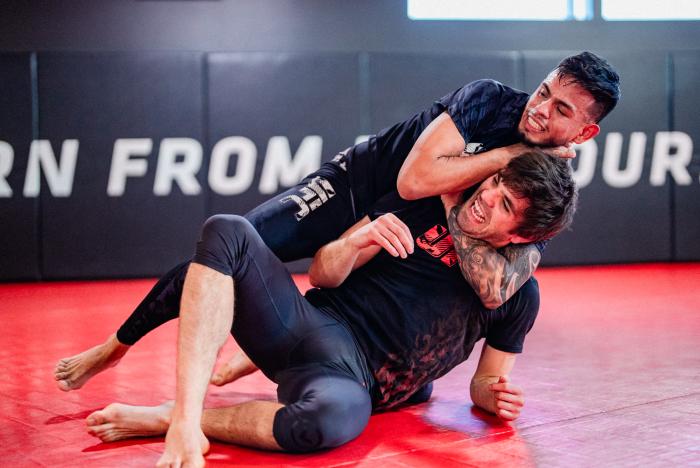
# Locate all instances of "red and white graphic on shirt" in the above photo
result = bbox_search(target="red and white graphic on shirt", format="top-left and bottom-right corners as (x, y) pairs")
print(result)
(416, 224), (458, 267)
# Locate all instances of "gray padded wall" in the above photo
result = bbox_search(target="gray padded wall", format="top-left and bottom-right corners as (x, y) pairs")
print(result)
(206, 53), (363, 216)
(366, 52), (521, 131)
(37, 53), (205, 278)
(672, 52), (700, 261)
(0, 53), (39, 280)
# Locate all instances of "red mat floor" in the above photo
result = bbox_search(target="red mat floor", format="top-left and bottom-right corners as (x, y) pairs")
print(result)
(1, 263), (699, 467)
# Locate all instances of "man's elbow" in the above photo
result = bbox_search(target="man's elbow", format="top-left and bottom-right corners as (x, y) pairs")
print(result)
(397, 173), (427, 200)
(308, 274), (320, 288)
(481, 298), (503, 310)
(480, 297), (504, 310)
(397, 179), (418, 200)
(308, 272), (340, 289)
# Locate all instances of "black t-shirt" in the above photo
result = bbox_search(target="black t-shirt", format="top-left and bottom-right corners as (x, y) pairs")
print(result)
(305, 192), (541, 410)
(345, 79), (529, 213)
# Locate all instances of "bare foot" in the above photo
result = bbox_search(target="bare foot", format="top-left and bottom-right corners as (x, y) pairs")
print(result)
(86, 401), (174, 443)
(157, 420), (210, 468)
(210, 350), (258, 386)
(54, 334), (130, 391)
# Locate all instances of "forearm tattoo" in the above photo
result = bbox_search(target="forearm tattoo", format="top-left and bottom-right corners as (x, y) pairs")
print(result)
(447, 206), (541, 309)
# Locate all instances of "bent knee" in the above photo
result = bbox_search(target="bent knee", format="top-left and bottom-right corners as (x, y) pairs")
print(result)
(273, 388), (371, 452)
(406, 381), (433, 405)
(199, 214), (257, 255)
(201, 214), (254, 240)
(195, 214), (258, 276)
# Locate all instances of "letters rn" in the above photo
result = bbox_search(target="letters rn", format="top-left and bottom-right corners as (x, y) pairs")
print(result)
(0, 132), (695, 198)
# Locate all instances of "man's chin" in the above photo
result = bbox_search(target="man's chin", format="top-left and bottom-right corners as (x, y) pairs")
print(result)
(519, 130), (548, 147)
(519, 130), (565, 149)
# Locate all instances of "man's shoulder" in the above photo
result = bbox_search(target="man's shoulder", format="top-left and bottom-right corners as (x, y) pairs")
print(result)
(439, 80), (529, 136)
(497, 240), (547, 256)
(457, 79), (528, 102)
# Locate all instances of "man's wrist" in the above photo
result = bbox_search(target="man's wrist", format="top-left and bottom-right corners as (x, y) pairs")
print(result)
(344, 234), (366, 253)
(504, 144), (526, 163)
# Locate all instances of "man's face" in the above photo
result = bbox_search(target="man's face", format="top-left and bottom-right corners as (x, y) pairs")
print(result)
(518, 71), (599, 147)
(454, 173), (531, 248)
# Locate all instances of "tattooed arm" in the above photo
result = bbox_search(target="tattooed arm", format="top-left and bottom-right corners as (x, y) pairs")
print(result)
(445, 199), (541, 310)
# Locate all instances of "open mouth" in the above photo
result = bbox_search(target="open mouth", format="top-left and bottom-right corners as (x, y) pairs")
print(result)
(526, 114), (546, 132)
(471, 196), (486, 223)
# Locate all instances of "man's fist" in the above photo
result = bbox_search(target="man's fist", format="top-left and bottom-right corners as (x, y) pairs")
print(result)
(489, 375), (525, 421)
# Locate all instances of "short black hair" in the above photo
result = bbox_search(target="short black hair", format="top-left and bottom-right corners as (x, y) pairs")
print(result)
(500, 151), (578, 242)
(556, 51), (621, 123)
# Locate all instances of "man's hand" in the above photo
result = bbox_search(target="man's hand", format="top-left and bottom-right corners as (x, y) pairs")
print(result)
(347, 213), (414, 259)
(157, 421), (209, 468)
(541, 143), (576, 159)
(510, 141), (576, 160)
(309, 214), (413, 288)
(489, 375), (524, 421)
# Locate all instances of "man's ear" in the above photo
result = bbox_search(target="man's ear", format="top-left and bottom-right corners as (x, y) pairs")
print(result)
(509, 233), (535, 245)
(573, 123), (600, 144)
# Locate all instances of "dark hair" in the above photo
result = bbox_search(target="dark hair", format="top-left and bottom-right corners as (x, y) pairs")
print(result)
(500, 151), (578, 242)
(556, 51), (621, 123)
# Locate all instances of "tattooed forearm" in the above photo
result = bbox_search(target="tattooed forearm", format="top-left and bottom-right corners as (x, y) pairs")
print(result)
(501, 243), (541, 300)
(447, 206), (541, 309)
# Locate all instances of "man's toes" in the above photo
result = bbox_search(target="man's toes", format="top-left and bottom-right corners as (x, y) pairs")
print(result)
(57, 379), (74, 392)
(86, 422), (107, 435)
(54, 370), (71, 380)
(210, 373), (224, 386)
(57, 357), (75, 367)
(87, 423), (113, 440)
(55, 363), (77, 375)
(212, 363), (238, 385)
(213, 372), (233, 386)
(100, 430), (121, 443)
(86, 410), (107, 426)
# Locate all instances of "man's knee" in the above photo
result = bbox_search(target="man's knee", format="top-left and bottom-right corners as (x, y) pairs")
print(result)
(195, 215), (257, 276)
(405, 381), (433, 405)
(272, 382), (371, 452)
(201, 214), (255, 241)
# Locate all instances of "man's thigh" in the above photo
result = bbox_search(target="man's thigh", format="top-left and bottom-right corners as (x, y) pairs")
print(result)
(244, 157), (358, 262)
(191, 214), (336, 381)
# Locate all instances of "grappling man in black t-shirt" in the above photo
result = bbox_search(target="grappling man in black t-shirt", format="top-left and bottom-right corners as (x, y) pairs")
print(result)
(80, 151), (577, 460)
